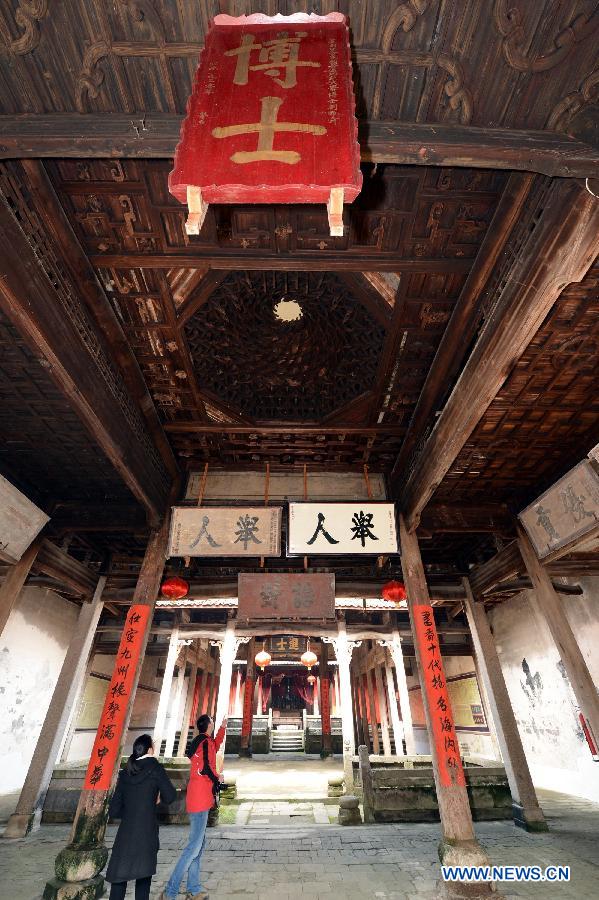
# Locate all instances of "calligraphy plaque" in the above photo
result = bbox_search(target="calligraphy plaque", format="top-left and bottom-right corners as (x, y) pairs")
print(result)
(288, 502), (398, 555)
(168, 506), (282, 557)
(0, 474), (49, 564)
(519, 460), (599, 559)
(83, 605), (150, 791)
(267, 634), (308, 657)
(238, 573), (335, 620)
(169, 12), (361, 235)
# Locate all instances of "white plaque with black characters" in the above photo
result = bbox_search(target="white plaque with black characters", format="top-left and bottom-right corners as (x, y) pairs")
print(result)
(288, 502), (398, 555)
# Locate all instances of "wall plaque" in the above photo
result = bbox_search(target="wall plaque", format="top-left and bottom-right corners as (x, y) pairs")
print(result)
(238, 573), (335, 620)
(168, 506), (282, 557)
(519, 460), (599, 559)
(267, 635), (308, 657)
(288, 502), (398, 555)
(0, 474), (49, 564)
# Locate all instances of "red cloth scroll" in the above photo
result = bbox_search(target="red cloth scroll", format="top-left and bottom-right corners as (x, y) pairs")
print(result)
(412, 604), (466, 788)
(83, 605), (151, 791)
(169, 12), (361, 206)
(241, 676), (255, 740)
(320, 676), (331, 735)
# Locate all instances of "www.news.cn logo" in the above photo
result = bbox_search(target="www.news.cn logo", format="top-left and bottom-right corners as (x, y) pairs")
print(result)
(442, 865), (570, 883)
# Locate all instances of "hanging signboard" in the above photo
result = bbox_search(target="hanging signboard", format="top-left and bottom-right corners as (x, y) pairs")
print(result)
(0, 474), (49, 564)
(288, 502), (398, 555)
(267, 635), (308, 657)
(168, 506), (282, 557)
(169, 12), (361, 237)
(519, 460), (599, 559)
(238, 573), (335, 620)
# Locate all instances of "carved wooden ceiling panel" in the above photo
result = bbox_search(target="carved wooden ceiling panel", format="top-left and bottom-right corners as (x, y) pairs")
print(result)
(433, 259), (599, 510)
(183, 271), (386, 421)
(0, 0), (597, 139)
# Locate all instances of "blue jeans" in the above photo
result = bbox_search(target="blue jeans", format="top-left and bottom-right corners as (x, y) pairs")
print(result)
(165, 810), (209, 897)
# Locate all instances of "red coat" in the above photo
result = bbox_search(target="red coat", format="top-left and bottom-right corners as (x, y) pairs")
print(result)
(186, 726), (225, 813)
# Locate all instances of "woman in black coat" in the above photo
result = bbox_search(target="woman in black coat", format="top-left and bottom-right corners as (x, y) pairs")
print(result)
(106, 734), (177, 900)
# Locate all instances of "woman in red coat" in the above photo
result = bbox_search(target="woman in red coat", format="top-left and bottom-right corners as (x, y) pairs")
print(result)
(159, 714), (227, 900)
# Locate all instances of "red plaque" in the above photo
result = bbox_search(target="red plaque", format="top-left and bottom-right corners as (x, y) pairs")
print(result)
(412, 604), (466, 788)
(83, 605), (151, 791)
(169, 13), (361, 236)
(238, 573), (335, 620)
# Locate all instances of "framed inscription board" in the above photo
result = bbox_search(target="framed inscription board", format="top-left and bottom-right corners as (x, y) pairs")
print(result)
(288, 502), (398, 555)
(168, 506), (282, 557)
(519, 460), (599, 559)
(238, 573), (335, 620)
(0, 474), (49, 564)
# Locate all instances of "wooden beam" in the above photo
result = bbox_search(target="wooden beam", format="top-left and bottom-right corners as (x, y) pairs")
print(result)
(336, 272), (392, 330)
(89, 252), (470, 274)
(33, 539), (98, 598)
(469, 542), (524, 597)
(391, 173), (533, 487)
(177, 270), (230, 326)
(419, 503), (512, 535)
(0, 180), (172, 525)
(1, 115), (597, 177)
(0, 538), (42, 637)
(400, 179), (599, 531)
(165, 423), (404, 435)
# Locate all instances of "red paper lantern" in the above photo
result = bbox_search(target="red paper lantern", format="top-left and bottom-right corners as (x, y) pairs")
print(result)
(301, 640), (318, 670)
(255, 648), (272, 671)
(382, 580), (407, 603)
(160, 576), (189, 600)
(307, 674), (316, 685)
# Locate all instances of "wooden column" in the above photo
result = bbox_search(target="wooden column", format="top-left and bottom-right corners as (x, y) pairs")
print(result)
(320, 641), (332, 756)
(518, 526), (599, 757)
(164, 649), (187, 758)
(384, 659), (405, 756)
(206, 671), (216, 718)
(177, 652), (199, 758)
(325, 617), (360, 788)
(197, 668), (209, 716)
(233, 668), (243, 716)
(366, 666), (380, 754)
(214, 616), (240, 728)
(387, 629), (417, 755)
(463, 578), (547, 831)
(358, 745), (375, 824)
(3, 577), (105, 839)
(0, 537), (41, 637)
(153, 626), (180, 754)
(400, 514), (491, 876)
(358, 670), (370, 752)
(374, 665), (392, 756)
(44, 516), (169, 900)
(350, 673), (363, 747)
(240, 638), (256, 756)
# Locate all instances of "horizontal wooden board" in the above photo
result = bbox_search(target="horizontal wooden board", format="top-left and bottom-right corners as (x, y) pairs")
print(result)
(238, 573), (335, 620)
(288, 502), (398, 555)
(168, 506), (282, 557)
(0, 474), (49, 563)
(185, 470), (386, 501)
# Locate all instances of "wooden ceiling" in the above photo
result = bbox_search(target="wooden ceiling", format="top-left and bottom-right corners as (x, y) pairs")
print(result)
(0, 0), (598, 593)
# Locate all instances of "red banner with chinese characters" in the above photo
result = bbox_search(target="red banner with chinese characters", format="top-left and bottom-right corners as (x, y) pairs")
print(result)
(83, 604), (151, 791)
(241, 676), (255, 740)
(412, 604), (466, 788)
(169, 13), (361, 207)
(321, 676), (331, 736)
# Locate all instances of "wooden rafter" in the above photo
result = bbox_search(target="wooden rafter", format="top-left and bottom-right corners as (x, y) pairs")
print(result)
(1, 116), (597, 177)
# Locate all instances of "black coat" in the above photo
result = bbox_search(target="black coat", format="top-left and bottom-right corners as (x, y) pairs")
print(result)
(106, 757), (176, 883)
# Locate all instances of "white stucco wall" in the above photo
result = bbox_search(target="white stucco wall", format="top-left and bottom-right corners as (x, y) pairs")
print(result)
(488, 577), (599, 802)
(0, 586), (79, 793)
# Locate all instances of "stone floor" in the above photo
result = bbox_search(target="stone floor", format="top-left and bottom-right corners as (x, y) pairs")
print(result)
(234, 800), (339, 825)
(224, 753), (343, 799)
(0, 790), (597, 899)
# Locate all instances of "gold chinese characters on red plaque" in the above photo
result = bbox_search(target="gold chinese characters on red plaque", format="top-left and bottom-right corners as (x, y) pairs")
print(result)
(169, 13), (361, 237)
(238, 573), (335, 621)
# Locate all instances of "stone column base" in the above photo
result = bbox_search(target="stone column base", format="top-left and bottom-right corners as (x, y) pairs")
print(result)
(43, 876), (105, 900)
(3, 812), (35, 839)
(438, 839), (496, 897)
(512, 802), (548, 832)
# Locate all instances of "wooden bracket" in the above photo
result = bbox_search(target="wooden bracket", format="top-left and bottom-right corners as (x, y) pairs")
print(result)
(327, 187), (344, 237)
(185, 185), (209, 235)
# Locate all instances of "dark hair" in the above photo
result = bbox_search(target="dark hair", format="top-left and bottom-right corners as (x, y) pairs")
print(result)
(196, 714), (212, 735)
(126, 733), (153, 775)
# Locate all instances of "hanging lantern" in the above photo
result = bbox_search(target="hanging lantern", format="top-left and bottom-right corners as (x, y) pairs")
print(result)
(307, 674), (316, 685)
(160, 575), (189, 600)
(382, 580), (406, 603)
(301, 639), (318, 671)
(255, 643), (272, 672)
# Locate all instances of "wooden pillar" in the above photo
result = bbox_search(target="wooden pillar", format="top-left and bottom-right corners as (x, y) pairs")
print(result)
(374, 665), (392, 756)
(350, 673), (363, 747)
(233, 668), (243, 716)
(313, 676), (320, 715)
(333, 669), (340, 716)
(358, 744), (375, 824)
(214, 616), (241, 728)
(358, 670), (370, 752)
(384, 657), (405, 756)
(387, 629), (417, 755)
(240, 638), (256, 756)
(320, 641), (332, 756)
(164, 649), (187, 758)
(44, 515), (170, 900)
(463, 578), (547, 831)
(399, 514), (491, 876)
(366, 665), (380, 754)
(325, 617), (360, 788)
(177, 652), (199, 758)
(0, 537), (41, 637)
(518, 525), (599, 751)
(153, 626), (180, 753)
(206, 671), (216, 717)
(197, 668), (209, 716)
(3, 577), (106, 839)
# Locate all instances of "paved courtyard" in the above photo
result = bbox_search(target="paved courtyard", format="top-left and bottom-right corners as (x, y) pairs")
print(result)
(0, 790), (597, 899)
